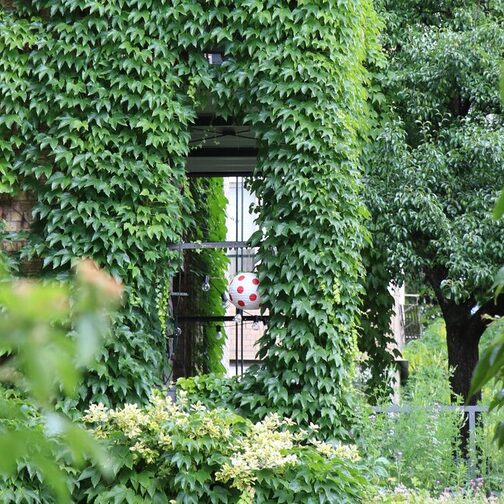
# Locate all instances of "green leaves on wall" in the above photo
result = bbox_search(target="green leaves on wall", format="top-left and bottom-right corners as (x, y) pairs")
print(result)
(215, 1), (382, 437)
(2, 0), (381, 432)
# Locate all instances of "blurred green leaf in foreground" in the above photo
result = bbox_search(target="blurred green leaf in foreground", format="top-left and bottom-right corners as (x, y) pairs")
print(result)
(0, 258), (122, 501)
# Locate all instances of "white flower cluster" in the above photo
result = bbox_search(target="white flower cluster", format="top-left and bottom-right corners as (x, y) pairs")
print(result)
(216, 414), (298, 491)
(82, 391), (235, 463)
(130, 440), (158, 463)
(83, 393), (364, 493)
(83, 402), (149, 438)
(333, 442), (361, 462)
(306, 437), (360, 461)
(82, 403), (109, 423)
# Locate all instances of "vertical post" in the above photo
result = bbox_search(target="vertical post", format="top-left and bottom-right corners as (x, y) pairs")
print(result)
(235, 176), (239, 377)
(235, 319), (239, 376)
(240, 177), (244, 375)
(240, 319), (244, 375)
(240, 177), (244, 272)
(467, 406), (476, 480)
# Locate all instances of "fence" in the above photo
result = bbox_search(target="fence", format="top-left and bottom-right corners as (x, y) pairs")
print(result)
(402, 294), (422, 341)
(373, 404), (489, 479)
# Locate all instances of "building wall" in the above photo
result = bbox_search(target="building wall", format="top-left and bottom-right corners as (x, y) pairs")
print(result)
(0, 192), (34, 252)
(0, 192), (41, 275)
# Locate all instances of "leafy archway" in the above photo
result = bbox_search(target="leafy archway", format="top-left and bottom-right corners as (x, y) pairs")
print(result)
(1, 0), (380, 436)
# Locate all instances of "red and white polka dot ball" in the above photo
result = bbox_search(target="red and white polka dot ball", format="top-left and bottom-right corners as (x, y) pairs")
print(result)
(228, 272), (261, 310)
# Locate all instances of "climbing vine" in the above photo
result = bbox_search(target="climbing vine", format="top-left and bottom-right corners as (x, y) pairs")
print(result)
(1, 0), (202, 406)
(213, 2), (382, 437)
(1, 0), (381, 434)
(183, 177), (228, 375)
(0, 10), (35, 195)
(358, 239), (398, 401)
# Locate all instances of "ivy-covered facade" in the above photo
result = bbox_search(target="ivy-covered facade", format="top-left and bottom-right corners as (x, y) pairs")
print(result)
(1, 0), (380, 437)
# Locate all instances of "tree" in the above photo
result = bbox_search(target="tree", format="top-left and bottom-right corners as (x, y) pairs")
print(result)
(365, 0), (504, 413)
(469, 64), (504, 448)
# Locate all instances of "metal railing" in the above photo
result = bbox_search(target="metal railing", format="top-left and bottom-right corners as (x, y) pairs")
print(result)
(403, 294), (422, 341)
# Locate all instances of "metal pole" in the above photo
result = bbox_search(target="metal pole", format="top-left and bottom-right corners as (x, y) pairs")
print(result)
(168, 241), (248, 250)
(235, 176), (239, 272)
(240, 177), (244, 375)
(468, 406), (477, 479)
(177, 315), (269, 322)
(240, 318), (244, 375)
(235, 319), (239, 377)
(241, 178), (244, 271)
(235, 176), (239, 377)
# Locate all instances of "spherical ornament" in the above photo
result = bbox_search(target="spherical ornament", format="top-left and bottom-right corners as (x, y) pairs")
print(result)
(228, 272), (261, 310)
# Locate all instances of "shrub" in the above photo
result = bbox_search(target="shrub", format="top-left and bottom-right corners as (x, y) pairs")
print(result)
(0, 259), (117, 502)
(78, 390), (372, 503)
(368, 485), (501, 503)
(176, 374), (239, 411)
(358, 318), (504, 495)
(0, 389), (76, 504)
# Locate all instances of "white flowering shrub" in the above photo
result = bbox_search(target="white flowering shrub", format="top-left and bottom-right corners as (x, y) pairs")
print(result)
(78, 390), (370, 503)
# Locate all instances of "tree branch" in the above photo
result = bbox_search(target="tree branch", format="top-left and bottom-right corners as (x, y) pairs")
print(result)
(424, 266), (449, 311)
(467, 293), (504, 342)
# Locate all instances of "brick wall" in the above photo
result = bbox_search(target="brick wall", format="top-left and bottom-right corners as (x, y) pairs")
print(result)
(0, 192), (41, 275)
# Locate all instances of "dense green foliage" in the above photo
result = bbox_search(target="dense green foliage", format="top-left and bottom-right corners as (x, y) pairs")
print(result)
(470, 72), (504, 448)
(0, 256), (370, 504)
(365, 0), (504, 404)
(177, 373), (240, 410)
(369, 488), (501, 503)
(0, 11), (34, 195)
(1, 0), (381, 435)
(359, 319), (504, 496)
(358, 241), (397, 400)
(182, 178), (228, 375)
(77, 392), (371, 503)
(228, 1), (382, 438)
(1, 3), (196, 407)
(3, 0), (504, 500)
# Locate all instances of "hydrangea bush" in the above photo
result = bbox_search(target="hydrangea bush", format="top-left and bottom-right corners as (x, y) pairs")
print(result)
(78, 391), (371, 503)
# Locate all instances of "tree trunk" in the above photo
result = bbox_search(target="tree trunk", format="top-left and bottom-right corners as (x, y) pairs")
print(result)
(444, 307), (481, 458)
(445, 319), (481, 405)
(427, 269), (504, 458)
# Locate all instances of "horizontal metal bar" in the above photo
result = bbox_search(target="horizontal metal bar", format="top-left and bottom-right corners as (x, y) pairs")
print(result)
(189, 147), (257, 157)
(175, 315), (268, 322)
(230, 359), (260, 365)
(373, 405), (489, 413)
(187, 170), (255, 178)
(168, 241), (249, 250)
(195, 115), (240, 127)
(186, 153), (255, 175)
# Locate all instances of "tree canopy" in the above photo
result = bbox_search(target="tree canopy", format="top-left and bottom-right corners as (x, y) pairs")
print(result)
(365, 0), (504, 409)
